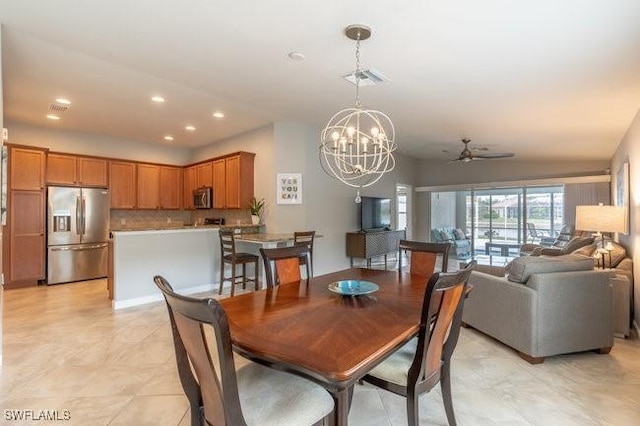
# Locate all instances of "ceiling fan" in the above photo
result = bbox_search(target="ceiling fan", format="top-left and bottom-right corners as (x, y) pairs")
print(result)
(449, 138), (515, 163)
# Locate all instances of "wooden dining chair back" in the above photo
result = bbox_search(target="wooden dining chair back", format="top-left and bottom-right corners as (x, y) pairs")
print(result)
(154, 276), (203, 426)
(294, 230), (316, 274)
(218, 229), (259, 296)
(260, 244), (311, 288)
(363, 261), (476, 426)
(154, 275), (333, 426)
(399, 240), (451, 277)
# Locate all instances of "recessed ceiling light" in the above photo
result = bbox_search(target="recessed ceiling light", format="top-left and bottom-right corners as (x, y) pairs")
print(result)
(212, 111), (225, 119)
(164, 135), (174, 141)
(55, 97), (71, 105)
(46, 114), (61, 121)
(288, 51), (306, 61)
(151, 95), (165, 103)
(185, 125), (196, 131)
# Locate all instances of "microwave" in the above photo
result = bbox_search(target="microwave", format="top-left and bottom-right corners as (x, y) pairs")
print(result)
(193, 187), (213, 209)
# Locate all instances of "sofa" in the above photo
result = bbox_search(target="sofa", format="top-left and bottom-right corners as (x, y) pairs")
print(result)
(462, 254), (614, 363)
(430, 227), (472, 259)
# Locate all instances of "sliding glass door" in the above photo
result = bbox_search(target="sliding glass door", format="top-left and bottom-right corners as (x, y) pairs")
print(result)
(431, 185), (563, 257)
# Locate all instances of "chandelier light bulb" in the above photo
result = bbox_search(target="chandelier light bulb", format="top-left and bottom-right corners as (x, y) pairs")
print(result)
(370, 127), (379, 137)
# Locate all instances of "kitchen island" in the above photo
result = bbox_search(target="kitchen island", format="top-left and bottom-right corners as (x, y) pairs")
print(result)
(109, 227), (293, 309)
(110, 227), (221, 309)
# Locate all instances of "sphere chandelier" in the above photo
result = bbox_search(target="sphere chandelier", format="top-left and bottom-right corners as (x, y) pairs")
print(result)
(319, 24), (396, 203)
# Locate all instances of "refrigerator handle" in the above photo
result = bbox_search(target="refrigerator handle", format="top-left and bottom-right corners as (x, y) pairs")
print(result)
(75, 196), (82, 235)
(82, 197), (87, 235)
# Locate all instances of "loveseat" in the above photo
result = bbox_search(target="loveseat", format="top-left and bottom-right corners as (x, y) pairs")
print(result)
(430, 227), (471, 259)
(462, 254), (614, 363)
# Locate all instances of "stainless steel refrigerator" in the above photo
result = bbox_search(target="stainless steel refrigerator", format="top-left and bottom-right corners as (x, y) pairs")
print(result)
(47, 186), (110, 284)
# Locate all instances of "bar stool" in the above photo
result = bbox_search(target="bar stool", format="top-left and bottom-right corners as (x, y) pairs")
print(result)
(293, 230), (316, 276)
(218, 229), (259, 296)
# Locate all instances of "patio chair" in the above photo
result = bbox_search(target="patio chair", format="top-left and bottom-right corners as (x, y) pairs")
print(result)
(526, 223), (554, 245)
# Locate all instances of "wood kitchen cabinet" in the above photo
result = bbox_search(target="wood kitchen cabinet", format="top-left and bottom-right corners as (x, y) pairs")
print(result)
(137, 164), (161, 209)
(109, 161), (137, 209)
(212, 159), (226, 208)
(209, 152), (255, 209)
(10, 191), (45, 282)
(159, 166), (181, 209)
(10, 147), (45, 191)
(4, 145), (46, 288)
(136, 164), (182, 209)
(183, 166), (197, 209)
(196, 161), (213, 188)
(47, 153), (108, 187)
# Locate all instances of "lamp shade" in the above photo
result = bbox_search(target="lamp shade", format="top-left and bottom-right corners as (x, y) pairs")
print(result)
(575, 205), (628, 234)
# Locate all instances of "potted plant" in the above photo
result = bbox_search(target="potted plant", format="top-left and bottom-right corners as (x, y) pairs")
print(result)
(249, 197), (265, 225)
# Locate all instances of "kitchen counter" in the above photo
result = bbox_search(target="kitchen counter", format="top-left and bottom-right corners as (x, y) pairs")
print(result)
(110, 227), (221, 309)
(110, 223), (261, 233)
(236, 233), (294, 243)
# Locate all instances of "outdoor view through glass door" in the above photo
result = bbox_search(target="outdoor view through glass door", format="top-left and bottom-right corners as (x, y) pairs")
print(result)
(432, 185), (563, 259)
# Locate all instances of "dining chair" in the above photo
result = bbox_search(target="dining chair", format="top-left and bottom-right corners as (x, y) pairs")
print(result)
(362, 261), (477, 426)
(398, 240), (451, 277)
(219, 229), (259, 296)
(259, 244), (311, 288)
(294, 230), (316, 275)
(154, 275), (334, 426)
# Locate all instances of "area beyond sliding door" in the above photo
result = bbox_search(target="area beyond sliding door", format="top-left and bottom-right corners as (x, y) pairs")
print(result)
(469, 188), (524, 255)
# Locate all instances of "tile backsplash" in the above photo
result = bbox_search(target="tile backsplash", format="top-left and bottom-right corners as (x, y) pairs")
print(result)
(110, 208), (252, 230)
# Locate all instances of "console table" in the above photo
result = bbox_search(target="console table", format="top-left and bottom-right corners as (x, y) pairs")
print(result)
(484, 241), (521, 256)
(346, 230), (405, 269)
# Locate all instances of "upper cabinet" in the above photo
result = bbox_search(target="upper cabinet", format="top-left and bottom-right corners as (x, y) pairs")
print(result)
(159, 166), (182, 209)
(134, 164), (182, 210)
(212, 159), (226, 209)
(46, 153), (108, 187)
(137, 164), (161, 209)
(183, 166), (197, 209)
(11, 147), (45, 191)
(109, 161), (137, 209)
(196, 161), (213, 188)
(214, 152), (255, 209)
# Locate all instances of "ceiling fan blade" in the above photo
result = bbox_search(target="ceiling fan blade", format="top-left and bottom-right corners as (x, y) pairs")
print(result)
(472, 152), (515, 159)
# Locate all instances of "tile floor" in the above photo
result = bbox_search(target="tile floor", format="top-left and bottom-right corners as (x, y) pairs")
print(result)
(1, 278), (640, 425)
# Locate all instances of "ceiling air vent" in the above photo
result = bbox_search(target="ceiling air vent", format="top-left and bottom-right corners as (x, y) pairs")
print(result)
(48, 103), (69, 114)
(342, 68), (389, 87)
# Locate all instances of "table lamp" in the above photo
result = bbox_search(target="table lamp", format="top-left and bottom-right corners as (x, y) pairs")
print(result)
(575, 204), (627, 268)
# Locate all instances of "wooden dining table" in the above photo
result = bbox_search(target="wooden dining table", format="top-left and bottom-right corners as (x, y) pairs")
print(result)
(219, 267), (428, 426)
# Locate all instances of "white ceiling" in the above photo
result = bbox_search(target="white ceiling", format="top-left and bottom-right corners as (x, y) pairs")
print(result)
(2, 0), (640, 161)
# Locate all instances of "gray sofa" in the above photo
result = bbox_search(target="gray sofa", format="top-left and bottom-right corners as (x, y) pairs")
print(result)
(463, 254), (614, 363)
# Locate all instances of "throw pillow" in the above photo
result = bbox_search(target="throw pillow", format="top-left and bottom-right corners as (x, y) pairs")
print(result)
(563, 236), (595, 254)
(453, 228), (466, 240)
(572, 243), (596, 257)
(602, 239), (626, 268)
(440, 229), (454, 241)
(507, 254), (596, 284)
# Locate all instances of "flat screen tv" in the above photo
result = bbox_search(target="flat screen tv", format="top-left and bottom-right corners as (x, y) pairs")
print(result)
(359, 196), (392, 231)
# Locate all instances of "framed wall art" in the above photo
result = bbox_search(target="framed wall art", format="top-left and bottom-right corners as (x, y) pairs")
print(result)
(277, 173), (302, 204)
(615, 161), (629, 208)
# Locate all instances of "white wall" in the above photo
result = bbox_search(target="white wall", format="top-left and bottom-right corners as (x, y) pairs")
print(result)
(610, 108), (640, 332)
(5, 120), (191, 165)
